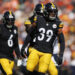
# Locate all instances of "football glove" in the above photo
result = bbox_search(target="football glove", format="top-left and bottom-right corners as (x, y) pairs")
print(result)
(21, 48), (27, 58)
(54, 54), (63, 65)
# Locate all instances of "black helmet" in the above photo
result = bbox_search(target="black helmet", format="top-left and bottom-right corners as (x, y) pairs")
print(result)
(45, 3), (58, 20)
(3, 11), (15, 28)
(34, 3), (44, 15)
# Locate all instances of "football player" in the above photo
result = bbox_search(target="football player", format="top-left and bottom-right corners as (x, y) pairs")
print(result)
(21, 3), (45, 57)
(45, 2), (65, 65)
(0, 11), (21, 75)
(21, 3), (45, 75)
(29, 3), (45, 24)
(21, 3), (65, 75)
(44, 3), (65, 75)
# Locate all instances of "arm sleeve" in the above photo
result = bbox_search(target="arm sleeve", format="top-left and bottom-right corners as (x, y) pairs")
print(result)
(58, 33), (65, 57)
(21, 26), (36, 50)
(22, 34), (31, 50)
(14, 28), (21, 57)
(0, 24), (2, 35)
(29, 14), (36, 23)
(58, 22), (64, 29)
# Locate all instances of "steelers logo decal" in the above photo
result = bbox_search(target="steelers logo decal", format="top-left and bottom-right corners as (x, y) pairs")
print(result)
(14, 30), (17, 34)
(46, 23), (49, 26)
(53, 24), (57, 28)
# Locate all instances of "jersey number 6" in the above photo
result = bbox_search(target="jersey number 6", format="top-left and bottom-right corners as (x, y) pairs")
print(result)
(7, 34), (13, 47)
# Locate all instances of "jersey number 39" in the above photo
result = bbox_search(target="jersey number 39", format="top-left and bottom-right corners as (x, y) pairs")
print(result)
(38, 28), (53, 42)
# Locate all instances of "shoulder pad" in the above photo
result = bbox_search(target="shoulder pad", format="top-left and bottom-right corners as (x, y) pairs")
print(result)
(0, 25), (1, 32)
(24, 20), (31, 25)
(33, 16), (37, 22)
(59, 22), (64, 28)
(13, 26), (18, 34)
(13, 25), (18, 30)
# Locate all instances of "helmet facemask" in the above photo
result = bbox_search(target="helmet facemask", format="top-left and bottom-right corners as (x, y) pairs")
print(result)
(34, 4), (44, 15)
(49, 9), (57, 20)
(6, 18), (15, 28)
(45, 3), (58, 21)
(3, 11), (15, 29)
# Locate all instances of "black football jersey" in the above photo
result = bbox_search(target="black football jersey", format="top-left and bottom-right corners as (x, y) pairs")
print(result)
(0, 24), (20, 60)
(33, 16), (63, 53)
(28, 15), (37, 47)
(29, 29), (36, 47)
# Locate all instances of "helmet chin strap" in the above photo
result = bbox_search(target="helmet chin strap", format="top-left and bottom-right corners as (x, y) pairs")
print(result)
(7, 25), (12, 29)
(49, 16), (56, 20)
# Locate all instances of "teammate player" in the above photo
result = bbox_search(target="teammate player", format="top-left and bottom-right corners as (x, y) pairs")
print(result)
(21, 4), (45, 75)
(21, 3), (65, 75)
(45, 3), (65, 75)
(29, 3), (45, 23)
(21, 3), (45, 57)
(0, 11), (21, 75)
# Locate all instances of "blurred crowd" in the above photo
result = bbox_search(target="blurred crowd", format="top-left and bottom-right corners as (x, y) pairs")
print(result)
(0, 0), (75, 74)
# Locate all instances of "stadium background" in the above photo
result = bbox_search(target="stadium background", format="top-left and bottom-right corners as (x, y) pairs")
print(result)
(0, 0), (75, 75)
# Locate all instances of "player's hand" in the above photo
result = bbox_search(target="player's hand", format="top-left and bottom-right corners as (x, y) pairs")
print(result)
(17, 55), (23, 59)
(54, 54), (63, 65)
(58, 56), (62, 65)
(21, 48), (27, 58)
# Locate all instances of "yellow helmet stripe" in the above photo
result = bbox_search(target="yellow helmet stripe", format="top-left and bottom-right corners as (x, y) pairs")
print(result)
(9, 11), (12, 15)
(50, 0), (55, 8)
(51, 2), (55, 8)
(41, 4), (44, 9)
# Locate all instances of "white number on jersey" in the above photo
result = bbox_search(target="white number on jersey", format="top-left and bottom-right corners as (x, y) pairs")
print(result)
(7, 34), (13, 47)
(38, 28), (53, 42)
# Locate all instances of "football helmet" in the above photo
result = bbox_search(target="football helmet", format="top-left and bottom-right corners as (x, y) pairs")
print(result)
(45, 3), (58, 20)
(34, 3), (44, 15)
(3, 11), (15, 28)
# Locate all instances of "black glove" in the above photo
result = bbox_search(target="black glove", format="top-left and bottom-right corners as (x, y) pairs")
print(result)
(17, 55), (23, 59)
(21, 48), (27, 58)
(54, 54), (63, 65)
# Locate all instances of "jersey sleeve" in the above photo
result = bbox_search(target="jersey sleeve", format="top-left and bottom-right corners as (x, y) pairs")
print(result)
(57, 21), (64, 34)
(58, 33), (65, 57)
(14, 27), (21, 58)
(29, 14), (37, 23)
(0, 24), (2, 35)
(24, 19), (32, 33)
(33, 16), (37, 22)
(21, 26), (36, 51)
(0, 25), (1, 34)
(58, 22), (64, 29)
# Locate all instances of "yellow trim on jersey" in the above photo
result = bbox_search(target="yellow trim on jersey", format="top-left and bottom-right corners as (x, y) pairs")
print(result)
(34, 16), (37, 21)
(59, 22), (64, 28)
(24, 20), (31, 25)
(41, 4), (44, 9)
